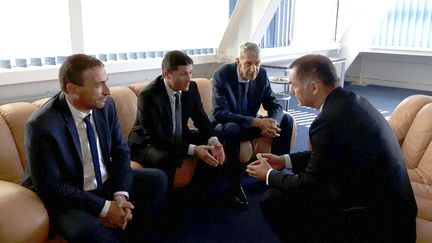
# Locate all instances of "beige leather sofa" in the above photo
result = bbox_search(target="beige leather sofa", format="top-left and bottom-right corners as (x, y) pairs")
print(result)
(0, 78), (296, 242)
(388, 94), (432, 243)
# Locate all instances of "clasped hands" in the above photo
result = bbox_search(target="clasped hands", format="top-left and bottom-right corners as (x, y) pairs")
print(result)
(194, 140), (225, 167)
(253, 118), (281, 138)
(246, 153), (285, 181)
(101, 194), (134, 230)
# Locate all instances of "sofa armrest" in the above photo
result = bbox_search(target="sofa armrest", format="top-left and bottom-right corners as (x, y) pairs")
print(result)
(0, 180), (49, 243)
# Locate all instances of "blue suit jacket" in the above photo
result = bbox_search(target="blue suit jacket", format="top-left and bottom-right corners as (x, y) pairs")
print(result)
(211, 63), (283, 127)
(269, 87), (417, 219)
(22, 92), (132, 218)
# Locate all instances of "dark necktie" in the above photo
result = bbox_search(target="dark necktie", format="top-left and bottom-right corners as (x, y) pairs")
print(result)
(83, 114), (103, 191)
(239, 83), (248, 114)
(173, 92), (182, 142)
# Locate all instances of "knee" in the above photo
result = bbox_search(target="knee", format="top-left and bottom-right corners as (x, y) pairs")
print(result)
(221, 122), (242, 140)
(281, 113), (294, 130)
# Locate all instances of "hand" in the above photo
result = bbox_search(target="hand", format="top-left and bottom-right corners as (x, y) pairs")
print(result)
(114, 195), (134, 230)
(210, 141), (225, 165)
(252, 118), (278, 131)
(195, 145), (219, 167)
(261, 126), (281, 138)
(246, 154), (272, 181)
(105, 198), (134, 230)
(260, 153), (285, 170)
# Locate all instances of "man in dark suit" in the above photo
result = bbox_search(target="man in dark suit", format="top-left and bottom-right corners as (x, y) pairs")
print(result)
(128, 50), (225, 217)
(246, 54), (417, 242)
(212, 42), (294, 207)
(22, 54), (167, 243)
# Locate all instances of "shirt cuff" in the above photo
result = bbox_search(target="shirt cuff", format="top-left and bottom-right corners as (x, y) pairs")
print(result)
(284, 154), (292, 169)
(100, 200), (110, 218)
(266, 168), (274, 186)
(114, 191), (129, 199)
(207, 136), (219, 145)
(188, 144), (196, 155)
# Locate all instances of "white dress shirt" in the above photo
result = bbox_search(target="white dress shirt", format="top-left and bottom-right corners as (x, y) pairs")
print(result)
(163, 79), (219, 154)
(66, 98), (128, 217)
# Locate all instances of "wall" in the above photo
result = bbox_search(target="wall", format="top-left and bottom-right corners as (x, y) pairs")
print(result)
(0, 62), (222, 105)
(346, 53), (432, 91)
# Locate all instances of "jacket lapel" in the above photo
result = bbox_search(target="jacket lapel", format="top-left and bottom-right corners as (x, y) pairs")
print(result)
(156, 77), (174, 132)
(60, 94), (83, 164)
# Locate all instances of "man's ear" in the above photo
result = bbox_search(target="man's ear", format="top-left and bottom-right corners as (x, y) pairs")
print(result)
(162, 70), (170, 79)
(235, 58), (240, 65)
(66, 83), (76, 94)
(311, 80), (320, 95)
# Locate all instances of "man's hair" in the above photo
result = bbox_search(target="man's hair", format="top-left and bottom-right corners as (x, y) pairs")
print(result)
(289, 54), (340, 87)
(59, 54), (104, 92)
(161, 50), (193, 72)
(239, 42), (260, 58)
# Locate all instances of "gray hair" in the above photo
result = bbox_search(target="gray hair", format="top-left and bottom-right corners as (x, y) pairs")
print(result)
(239, 42), (260, 58)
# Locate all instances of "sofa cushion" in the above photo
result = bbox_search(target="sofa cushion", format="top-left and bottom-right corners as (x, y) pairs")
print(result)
(402, 103), (432, 170)
(110, 86), (138, 139)
(0, 102), (38, 176)
(388, 94), (432, 144)
(0, 114), (22, 183)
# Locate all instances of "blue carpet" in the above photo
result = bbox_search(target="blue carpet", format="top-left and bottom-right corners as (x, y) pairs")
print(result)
(154, 83), (431, 243)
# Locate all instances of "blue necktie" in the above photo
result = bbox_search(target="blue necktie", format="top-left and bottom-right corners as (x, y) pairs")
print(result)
(83, 114), (103, 191)
(173, 92), (182, 142)
(239, 83), (248, 114)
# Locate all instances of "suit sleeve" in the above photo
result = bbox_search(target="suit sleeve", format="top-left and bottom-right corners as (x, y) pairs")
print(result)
(136, 89), (189, 156)
(212, 69), (254, 127)
(25, 121), (106, 216)
(268, 121), (332, 190)
(106, 99), (133, 193)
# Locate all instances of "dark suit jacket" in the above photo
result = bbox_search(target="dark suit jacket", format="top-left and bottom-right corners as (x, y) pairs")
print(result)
(269, 87), (417, 217)
(128, 76), (213, 160)
(22, 92), (132, 218)
(211, 63), (283, 127)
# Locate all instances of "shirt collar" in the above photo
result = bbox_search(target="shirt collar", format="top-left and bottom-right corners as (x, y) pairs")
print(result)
(236, 66), (249, 84)
(65, 95), (92, 125)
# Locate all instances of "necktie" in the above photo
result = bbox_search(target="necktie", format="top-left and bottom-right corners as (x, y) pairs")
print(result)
(239, 83), (248, 114)
(173, 92), (182, 142)
(83, 114), (103, 191)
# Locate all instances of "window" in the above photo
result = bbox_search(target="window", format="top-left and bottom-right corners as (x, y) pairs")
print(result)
(291, 0), (339, 45)
(0, 0), (228, 69)
(0, 0), (70, 61)
(372, 0), (432, 49)
(81, 0), (228, 54)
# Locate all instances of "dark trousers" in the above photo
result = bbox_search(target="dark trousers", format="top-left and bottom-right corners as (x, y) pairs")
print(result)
(56, 168), (167, 243)
(214, 113), (293, 188)
(130, 132), (207, 218)
(260, 187), (416, 243)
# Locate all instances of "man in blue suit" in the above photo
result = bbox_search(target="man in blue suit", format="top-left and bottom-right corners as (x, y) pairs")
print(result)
(22, 54), (167, 242)
(211, 42), (294, 207)
(246, 54), (417, 242)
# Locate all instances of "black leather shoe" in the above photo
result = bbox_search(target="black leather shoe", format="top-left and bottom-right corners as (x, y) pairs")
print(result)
(232, 185), (248, 208)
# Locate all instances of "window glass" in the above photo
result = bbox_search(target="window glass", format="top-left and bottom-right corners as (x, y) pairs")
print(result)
(81, 0), (229, 53)
(0, 0), (70, 59)
(291, 0), (339, 45)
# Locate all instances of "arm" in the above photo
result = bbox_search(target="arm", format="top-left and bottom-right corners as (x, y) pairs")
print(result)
(25, 121), (106, 216)
(267, 122), (332, 191)
(136, 89), (189, 156)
